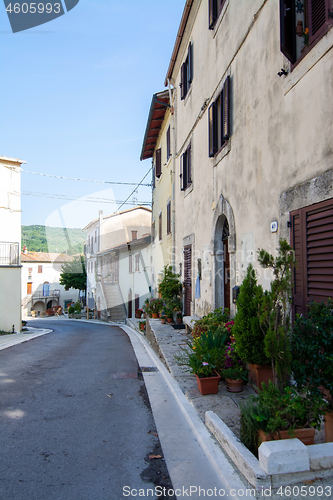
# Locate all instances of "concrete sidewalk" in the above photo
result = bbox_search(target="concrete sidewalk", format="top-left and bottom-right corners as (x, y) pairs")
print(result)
(0, 326), (52, 350)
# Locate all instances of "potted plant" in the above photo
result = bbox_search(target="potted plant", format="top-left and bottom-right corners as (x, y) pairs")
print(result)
(189, 355), (221, 395)
(191, 308), (230, 338)
(150, 299), (163, 319)
(143, 298), (150, 318)
(291, 299), (333, 442)
(160, 311), (167, 324)
(135, 308), (143, 319)
(68, 306), (75, 318)
(164, 306), (174, 323)
(174, 328), (227, 394)
(176, 312), (183, 324)
(74, 301), (82, 319)
(232, 264), (271, 391)
(223, 367), (248, 393)
(158, 265), (182, 305)
(240, 381), (328, 454)
(138, 320), (146, 332)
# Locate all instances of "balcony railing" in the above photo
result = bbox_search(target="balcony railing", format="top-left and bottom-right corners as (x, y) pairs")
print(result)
(32, 290), (60, 299)
(0, 242), (20, 266)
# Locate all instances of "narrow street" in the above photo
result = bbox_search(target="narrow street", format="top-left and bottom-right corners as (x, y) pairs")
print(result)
(0, 320), (174, 500)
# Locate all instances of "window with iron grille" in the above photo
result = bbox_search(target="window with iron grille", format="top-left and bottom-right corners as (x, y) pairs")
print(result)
(208, 75), (230, 157)
(180, 143), (192, 191)
(167, 201), (171, 234)
(209, 0), (227, 29)
(280, 0), (333, 64)
(132, 231), (137, 240)
(180, 42), (193, 100)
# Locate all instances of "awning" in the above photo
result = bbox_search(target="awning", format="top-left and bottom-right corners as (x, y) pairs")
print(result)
(140, 90), (170, 161)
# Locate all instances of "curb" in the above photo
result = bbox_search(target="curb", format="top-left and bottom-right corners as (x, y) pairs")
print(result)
(121, 324), (253, 498)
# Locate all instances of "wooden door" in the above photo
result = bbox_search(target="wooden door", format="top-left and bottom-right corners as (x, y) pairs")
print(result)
(223, 239), (230, 310)
(184, 245), (192, 316)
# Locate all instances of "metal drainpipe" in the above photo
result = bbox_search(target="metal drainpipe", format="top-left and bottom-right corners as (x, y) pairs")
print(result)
(167, 78), (176, 273)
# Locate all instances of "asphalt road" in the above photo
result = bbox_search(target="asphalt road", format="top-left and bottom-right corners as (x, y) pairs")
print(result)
(0, 320), (174, 500)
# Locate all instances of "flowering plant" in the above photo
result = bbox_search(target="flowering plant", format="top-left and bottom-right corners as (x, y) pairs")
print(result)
(303, 27), (309, 45)
(188, 356), (217, 378)
(225, 320), (234, 333)
(224, 342), (242, 370)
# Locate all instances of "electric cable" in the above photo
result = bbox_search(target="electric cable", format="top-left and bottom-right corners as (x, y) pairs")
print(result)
(116, 167), (152, 212)
(21, 169), (152, 187)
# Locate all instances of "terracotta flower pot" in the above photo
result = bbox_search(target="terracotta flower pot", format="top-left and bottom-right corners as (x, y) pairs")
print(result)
(177, 318), (182, 324)
(258, 427), (315, 446)
(225, 378), (244, 393)
(195, 374), (220, 395)
(152, 313), (159, 319)
(248, 363), (274, 392)
(167, 317), (173, 323)
(135, 313), (141, 319)
(160, 317), (166, 324)
(324, 410), (333, 442)
(140, 323), (145, 331)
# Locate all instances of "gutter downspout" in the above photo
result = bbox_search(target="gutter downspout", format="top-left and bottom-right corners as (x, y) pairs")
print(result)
(167, 78), (176, 273)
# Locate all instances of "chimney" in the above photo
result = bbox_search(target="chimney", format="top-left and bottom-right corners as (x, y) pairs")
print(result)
(22, 246), (27, 254)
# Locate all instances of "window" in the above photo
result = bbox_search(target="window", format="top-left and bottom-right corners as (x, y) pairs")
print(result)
(180, 143), (192, 190)
(27, 282), (32, 295)
(180, 42), (193, 100)
(38, 265), (43, 273)
(208, 75), (230, 157)
(280, 0), (333, 64)
(28, 267), (32, 274)
(155, 148), (162, 178)
(152, 220), (155, 243)
(209, 0), (227, 29)
(167, 201), (171, 235)
(166, 126), (171, 160)
(135, 253), (140, 272)
(132, 231), (137, 240)
(95, 230), (97, 243)
(159, 212), (162, 241)
(152, 166), (156, 189)
(129, 254), (133, 274)
(135, 294), (140, 311)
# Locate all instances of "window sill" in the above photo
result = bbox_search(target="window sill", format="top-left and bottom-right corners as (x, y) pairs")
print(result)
(183, 183), (193, 198)
(212, 140), (231, 167)
(283, 26), (333, 95)
(183, 85), (192, 106)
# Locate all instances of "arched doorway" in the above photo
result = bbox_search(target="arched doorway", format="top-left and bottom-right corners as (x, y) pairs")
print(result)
(214, 216), (230, 310)
(211, 196), (236, 314)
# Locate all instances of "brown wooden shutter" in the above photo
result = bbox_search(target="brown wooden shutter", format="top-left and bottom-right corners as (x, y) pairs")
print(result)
(167, 201), (171, 234)
(209, 0), (217, 29)
(152, 220), (155, 243)
(208, 102), (218, 157)
(306, 200), (333, 302)
(181, 63), (186, 100)
(166, 126), (171, 160)
(159, 212), (162, 240)
(128, 290), (132, 318)
(184, 245), (192, 316)
(129, 254), (132, 274)
(290, 198), (333, 317)
(135, 294), (140, 311)
(187, 143), (192, 183)
(188, 42), (193, 84)
(155, 148), (161, 178)
(308, 0), (331, 44)
(222, 76), (230, 141)
(280, 0), (296, 63)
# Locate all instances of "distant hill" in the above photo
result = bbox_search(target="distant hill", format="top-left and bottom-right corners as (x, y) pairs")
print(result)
(22, 225), (85, 255)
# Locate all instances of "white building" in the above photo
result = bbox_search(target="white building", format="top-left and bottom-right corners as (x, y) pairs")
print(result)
(21, 251), (78, 316)
(0, 156), (25, 332)
(83, 206), (152, 321)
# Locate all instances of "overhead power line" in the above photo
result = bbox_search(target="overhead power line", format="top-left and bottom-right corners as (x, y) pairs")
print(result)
(116, 167), (152, 213)
(21, 191), (151, 206)
(21, 169), (152, 187)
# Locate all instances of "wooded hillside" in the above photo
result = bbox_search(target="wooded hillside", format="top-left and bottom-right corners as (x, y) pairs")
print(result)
(21, 225), (85, 255)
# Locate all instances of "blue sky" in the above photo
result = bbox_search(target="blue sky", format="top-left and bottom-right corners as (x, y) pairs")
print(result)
(0, 0), (185, 228)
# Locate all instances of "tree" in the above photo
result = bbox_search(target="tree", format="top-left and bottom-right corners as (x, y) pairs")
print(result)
(60, 256), (87, 292)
